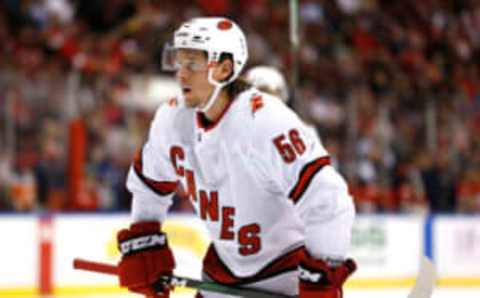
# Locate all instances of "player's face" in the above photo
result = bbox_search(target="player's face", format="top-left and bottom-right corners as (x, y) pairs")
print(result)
(174, 49), (214, 108)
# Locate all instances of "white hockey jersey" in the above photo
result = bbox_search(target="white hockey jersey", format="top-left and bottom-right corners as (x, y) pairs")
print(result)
(127, 88), (355, 283)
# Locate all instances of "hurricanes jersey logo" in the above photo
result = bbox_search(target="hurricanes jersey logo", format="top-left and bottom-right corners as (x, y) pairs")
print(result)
(250, 95), (264, 114)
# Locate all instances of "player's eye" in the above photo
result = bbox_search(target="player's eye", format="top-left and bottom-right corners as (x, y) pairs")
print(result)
(174, 60), (208, 72)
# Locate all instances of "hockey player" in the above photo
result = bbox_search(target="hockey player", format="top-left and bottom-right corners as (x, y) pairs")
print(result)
(116, 17), (356, 298)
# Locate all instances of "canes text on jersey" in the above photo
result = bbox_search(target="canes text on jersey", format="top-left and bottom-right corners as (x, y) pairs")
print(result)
(170, 145), (261, 256)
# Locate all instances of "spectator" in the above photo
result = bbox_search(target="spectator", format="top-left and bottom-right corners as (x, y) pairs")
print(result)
(0, 0), (478, 214)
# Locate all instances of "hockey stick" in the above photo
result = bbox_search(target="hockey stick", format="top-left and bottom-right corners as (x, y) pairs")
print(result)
(408, 256), (436, 298)
(73, 256), (435, 298)
(73, 258), (295, 298)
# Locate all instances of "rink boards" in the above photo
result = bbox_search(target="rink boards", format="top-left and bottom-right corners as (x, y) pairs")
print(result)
(0, 213), (479, 296)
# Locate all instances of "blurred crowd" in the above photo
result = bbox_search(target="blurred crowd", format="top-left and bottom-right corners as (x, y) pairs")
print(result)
(0, 0), (479, 214)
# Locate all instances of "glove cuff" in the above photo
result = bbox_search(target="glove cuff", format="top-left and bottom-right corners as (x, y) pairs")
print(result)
(130, 221), (162, 233)
(299, 252), (356, 298)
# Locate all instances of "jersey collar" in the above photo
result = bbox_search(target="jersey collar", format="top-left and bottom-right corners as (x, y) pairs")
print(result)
(196, 98), (234, 132)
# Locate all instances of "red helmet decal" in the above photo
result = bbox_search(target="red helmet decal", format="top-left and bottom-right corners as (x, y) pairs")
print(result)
(217, 20), (233, 30)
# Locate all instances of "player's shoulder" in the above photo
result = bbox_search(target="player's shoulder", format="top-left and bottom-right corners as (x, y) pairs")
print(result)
(235, 88), (296, 120)
(153, 95), (183, 113)
(232, 89), (328, 158)
(151, 96), (189, 124)
(234, 88), (303, 137)
(149, 95), (193, 138)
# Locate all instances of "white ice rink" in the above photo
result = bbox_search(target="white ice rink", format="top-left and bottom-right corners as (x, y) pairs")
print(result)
(3, 214), (479, 298)
(346, 288), (479, 298)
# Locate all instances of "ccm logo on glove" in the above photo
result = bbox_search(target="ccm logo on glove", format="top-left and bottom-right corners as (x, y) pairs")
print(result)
(119, 234), (166, 255)
(299, 266), (323, 283)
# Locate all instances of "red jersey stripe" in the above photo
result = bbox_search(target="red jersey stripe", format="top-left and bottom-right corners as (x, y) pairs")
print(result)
(288, 156), (331, 203)
(133, 147), (178, 196)
(203, 244), (305, 285)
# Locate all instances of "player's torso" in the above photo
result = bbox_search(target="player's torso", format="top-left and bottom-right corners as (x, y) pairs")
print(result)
(163, 92), (304, 275)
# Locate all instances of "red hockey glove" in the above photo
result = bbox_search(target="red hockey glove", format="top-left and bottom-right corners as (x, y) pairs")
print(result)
(117, 221), (175, 298)
(299, 252), (356, 298)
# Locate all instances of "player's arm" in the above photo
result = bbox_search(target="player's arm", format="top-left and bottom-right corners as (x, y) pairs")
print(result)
(118, 105), (178, 298)
(292, 162), (356, 298)
(252, 102), (356, 298)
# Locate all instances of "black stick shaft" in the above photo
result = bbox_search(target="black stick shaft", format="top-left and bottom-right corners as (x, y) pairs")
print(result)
(74, 258), (296, 298)
(158, 276), (296, 298)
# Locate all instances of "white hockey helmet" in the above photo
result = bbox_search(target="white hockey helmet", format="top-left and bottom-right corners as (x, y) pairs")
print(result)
(173, 17), (248, 83)
(170, 17), (248, 112)
(245, 66), (289, 103)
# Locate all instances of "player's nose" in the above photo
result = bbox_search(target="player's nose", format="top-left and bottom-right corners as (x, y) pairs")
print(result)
(176, 68), (189, 82)
(175, 69), (187, 84)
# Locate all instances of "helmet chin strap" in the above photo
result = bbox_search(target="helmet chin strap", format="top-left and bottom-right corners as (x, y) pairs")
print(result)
(197, 67), (228, 113)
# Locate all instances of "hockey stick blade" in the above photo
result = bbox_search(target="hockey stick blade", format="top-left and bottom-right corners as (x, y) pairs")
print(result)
(73, 258), (295, 298)
(407, 256), (437, 298)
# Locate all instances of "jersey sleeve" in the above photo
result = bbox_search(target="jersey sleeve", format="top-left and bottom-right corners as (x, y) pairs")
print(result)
(127, 104), (178, 223)
(251, 99), (355, 260)
(251, 99), (328, 197)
